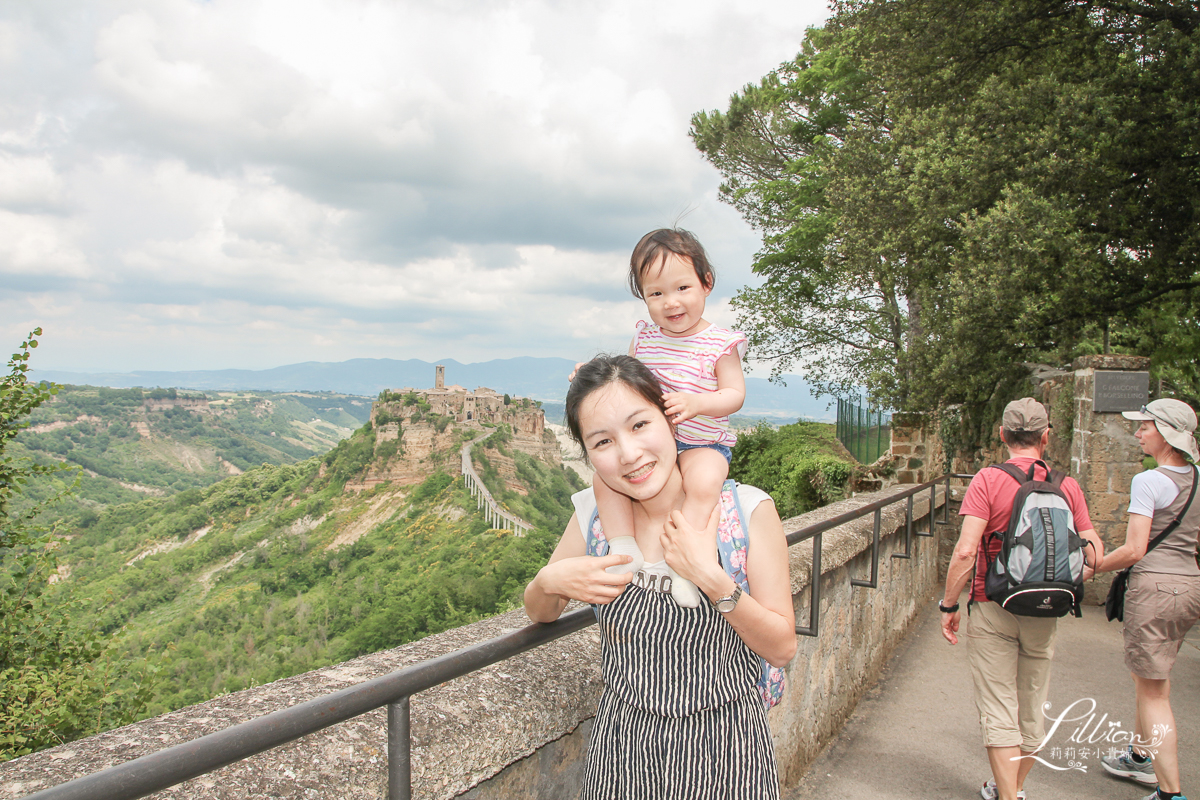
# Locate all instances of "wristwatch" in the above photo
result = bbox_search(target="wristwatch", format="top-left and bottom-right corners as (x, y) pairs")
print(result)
(712, 585), (742, 613)
(938, 600), (960, 614)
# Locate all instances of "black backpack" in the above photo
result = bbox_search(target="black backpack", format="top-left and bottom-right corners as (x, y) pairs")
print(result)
(983, 461), (1088, 617)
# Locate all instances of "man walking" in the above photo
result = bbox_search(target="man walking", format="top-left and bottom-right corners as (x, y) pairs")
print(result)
(940, 398), (1105, 800)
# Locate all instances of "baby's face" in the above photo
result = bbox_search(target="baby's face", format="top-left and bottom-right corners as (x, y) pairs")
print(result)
(640, 253), (711, 338)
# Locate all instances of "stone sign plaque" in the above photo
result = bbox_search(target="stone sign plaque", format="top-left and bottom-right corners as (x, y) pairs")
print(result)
(1093, 370), (1149, 413)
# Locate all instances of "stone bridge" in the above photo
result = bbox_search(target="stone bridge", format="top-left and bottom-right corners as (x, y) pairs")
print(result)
(460, 431), (532, 535)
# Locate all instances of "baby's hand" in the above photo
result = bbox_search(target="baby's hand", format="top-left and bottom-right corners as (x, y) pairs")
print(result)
(662, 391), (700, 423)
(568, 362), (586, 382)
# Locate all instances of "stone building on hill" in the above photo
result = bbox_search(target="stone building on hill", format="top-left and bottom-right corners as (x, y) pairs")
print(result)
(347, 366), (558, 493)
(372, 365), (545, 439)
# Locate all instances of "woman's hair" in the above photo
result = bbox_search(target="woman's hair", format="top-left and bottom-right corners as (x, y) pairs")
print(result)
(566, 355), (667, 455)
(627, 228), (715, 299)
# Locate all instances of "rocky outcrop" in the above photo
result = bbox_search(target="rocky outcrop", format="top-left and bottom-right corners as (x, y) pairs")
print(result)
(344, 421), (464, 493)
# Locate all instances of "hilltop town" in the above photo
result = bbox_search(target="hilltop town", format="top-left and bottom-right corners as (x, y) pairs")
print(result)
(345, 365), (562, 493)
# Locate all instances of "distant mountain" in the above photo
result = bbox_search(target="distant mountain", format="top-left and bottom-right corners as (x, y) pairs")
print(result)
(33, 357), (834, 421)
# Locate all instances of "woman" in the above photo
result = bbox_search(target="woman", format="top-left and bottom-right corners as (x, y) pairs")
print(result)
(524, 355), (796, 800)
(1098, 399), (1200, 800)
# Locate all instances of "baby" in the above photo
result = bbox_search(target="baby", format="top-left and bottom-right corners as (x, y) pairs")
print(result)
(595, 228), (747, 607)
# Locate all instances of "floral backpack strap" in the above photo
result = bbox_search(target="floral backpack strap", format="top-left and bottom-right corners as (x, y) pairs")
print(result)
(715, 479), (750, 589)
(716, 480), (787, 710)
(584, 509), (609, 619)
(584, 508), (608, 557)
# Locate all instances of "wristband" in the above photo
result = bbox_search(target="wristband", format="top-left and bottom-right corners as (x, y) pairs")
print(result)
(938, 600), (960, 614)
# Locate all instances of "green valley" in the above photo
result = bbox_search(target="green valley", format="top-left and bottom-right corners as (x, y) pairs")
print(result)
(35, 400), (583, 719)
(12, 386), (371, 518)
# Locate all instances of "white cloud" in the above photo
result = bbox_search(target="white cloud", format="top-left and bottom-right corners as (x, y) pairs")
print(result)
(1, 0), (829, 373)
(0, 210), (90, 277)
(0, 152), (64, 208)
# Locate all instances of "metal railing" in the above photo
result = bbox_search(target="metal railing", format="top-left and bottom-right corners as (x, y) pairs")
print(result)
(22, 473), (974, 800)
(836, 397), (892, 464)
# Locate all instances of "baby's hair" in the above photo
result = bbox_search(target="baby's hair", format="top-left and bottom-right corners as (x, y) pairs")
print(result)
(627, 228), (716, 300)
(566, 355), (668, 457)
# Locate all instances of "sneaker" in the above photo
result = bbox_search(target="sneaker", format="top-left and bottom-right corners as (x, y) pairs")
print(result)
(1138, 792), (1188, 800)
(1102, 747), (1157, 785)
(981, 779), (1026, 800)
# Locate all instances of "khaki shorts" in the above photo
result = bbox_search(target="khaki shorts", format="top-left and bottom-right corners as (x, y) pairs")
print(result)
(1123, 571), (1200, 680)
(966, 601), (1058, 750)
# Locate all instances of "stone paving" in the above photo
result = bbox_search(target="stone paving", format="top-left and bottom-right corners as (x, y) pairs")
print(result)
(787, 602), (1200, 800)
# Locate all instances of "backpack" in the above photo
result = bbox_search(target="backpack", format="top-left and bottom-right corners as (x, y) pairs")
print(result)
(982, 461), (1088, 617)
(583, 479), (786, 709)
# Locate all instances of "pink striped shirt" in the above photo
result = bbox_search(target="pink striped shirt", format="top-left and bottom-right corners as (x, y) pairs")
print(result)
(633, 321), (748, 447)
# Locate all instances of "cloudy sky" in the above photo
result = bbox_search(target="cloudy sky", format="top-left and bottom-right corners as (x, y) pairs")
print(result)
(2, 0), (829, 374)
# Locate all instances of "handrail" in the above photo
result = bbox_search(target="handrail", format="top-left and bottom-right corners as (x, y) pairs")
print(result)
(20, 473), (973, 800)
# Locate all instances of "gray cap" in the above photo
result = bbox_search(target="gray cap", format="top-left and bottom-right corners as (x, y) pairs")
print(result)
(1123, 398), (1199, 461)
(1002, 398), (1049, 432)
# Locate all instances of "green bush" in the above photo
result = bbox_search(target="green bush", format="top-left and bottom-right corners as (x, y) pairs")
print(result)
(730, 422), (854, 518)
(375, 439), (401, 463)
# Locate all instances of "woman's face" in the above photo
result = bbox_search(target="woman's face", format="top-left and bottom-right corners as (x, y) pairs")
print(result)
(1134, 419), (1168, 457)
(578, 381), (677, 502)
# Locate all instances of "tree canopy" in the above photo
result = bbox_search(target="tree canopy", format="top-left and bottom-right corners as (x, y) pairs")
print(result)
(693, 0), (1200, 432)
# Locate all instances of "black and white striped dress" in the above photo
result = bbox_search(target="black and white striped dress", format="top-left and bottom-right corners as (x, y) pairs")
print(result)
(579, 580), (780, 799)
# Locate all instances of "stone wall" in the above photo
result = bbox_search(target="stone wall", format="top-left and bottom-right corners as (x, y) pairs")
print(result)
(0, 484), (946, 800)
(890, 412), (946, 483)
(770, 486), (948, 786)
(1068, 354), (1152, 602)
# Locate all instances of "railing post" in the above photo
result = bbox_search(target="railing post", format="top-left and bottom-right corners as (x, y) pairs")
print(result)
(388, 697), (411, 800)
(928, 482), (937, 535)
(943, 474), (952, 524)
(893, 494), (914, 560)
(851, 508), (881, 589)
(795, 533), (822, 637)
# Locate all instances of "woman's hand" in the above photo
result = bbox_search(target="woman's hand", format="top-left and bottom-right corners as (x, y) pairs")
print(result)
(525, 514), (634, 623)
(535, 554), (634, 606)
(660, 505), (725, 587)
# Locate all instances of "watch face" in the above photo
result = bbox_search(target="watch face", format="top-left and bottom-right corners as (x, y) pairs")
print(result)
(715, 586), (741, 613)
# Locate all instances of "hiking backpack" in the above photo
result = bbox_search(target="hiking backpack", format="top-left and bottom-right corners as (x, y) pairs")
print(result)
(582, 479), (786, 709)
(983, 461), (1088, 617)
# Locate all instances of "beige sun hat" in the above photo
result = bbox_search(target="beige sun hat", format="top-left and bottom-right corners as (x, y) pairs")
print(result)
(1122, 398), (1199, 461)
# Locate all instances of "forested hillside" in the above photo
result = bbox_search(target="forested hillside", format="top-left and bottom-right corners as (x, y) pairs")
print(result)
(12, 386), (370, 519)
(41, 417), (582, 719)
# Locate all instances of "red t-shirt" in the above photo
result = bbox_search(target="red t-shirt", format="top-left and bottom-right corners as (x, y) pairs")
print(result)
(959, 457), (1093, 602)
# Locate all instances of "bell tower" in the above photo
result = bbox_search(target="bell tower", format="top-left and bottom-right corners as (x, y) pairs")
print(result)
(435, 365), (445, 389)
